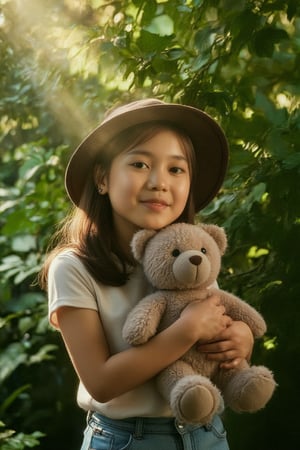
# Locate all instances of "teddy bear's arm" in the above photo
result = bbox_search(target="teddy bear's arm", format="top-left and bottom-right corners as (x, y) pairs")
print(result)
(122, 293), (167, 345)
(212, 288), (267, 338)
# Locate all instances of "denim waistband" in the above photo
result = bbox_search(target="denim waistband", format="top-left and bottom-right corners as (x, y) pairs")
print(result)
(88, 411), (178, 436)
(87, 411), (208, 438)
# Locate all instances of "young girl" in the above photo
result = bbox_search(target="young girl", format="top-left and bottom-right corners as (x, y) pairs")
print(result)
(40, 99), (254, 450)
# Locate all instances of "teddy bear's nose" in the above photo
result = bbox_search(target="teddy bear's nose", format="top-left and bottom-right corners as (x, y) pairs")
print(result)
(189, 255), (202, 266)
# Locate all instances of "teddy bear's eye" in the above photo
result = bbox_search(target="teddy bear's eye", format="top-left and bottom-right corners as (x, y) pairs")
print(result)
(201, 247), (207, 254)
(172, 249), (181, 257)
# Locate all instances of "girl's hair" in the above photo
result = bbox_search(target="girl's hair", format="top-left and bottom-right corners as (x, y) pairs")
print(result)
(39, 122), (197, 289)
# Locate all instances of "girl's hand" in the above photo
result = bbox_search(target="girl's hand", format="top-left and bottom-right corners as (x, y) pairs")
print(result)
(197, 320), (254, 369)
(180, 295), (232, 343)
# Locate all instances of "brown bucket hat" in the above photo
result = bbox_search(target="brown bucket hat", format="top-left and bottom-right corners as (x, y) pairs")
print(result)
(65, 98), (229, 212)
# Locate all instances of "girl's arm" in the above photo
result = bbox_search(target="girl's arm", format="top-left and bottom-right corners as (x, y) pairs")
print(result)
(197, 320), (254, 369)
(56, 295), (231, 403)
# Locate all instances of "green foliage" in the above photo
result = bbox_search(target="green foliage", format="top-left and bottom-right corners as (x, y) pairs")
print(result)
(0, 421), (44, 450)
(0, 0), (299, 448)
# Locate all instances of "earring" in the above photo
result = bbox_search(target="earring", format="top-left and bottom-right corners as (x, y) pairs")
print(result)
(97, 185), (103, 194)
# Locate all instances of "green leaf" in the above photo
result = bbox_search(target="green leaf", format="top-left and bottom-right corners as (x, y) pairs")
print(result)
(282, 153), (300, 170)
(145, 15), (174, 36)
(11, 235), (36, 253)
(253, 27), (289, 57)
(140, 0), (157, 25)
(0, 430), (44, 449)
(0, 255), (22, 272)
(137, 30), (173, 53)
(0, 343), (27, 383)
(229, 8), (263, 52)
(151, 54), (177, 74)
(287, 0), (299, 21)
(190, 53), (210, 72)
(28, 344), (57, 364)
(194, 28), (214, 52)
(255, 92), (287, 125)
(165, 47), (185, 60)
(0, 200), (20, 214)
(0, 385), (31, 417)
(1, 210), (33, 235)
(229, 145), (256, 174)
(245, 182), (267, 211)
(5, 292), (45, 314)
(13, 265), (40, 285)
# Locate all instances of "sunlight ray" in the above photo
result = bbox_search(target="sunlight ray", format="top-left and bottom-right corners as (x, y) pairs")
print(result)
(1, 0), (98, 141)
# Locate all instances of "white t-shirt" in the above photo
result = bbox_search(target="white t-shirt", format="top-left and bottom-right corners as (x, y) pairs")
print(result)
(48, 251), (172, 419)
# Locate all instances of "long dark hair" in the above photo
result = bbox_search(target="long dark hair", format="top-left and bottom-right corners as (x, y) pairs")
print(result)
(39, 122), (197, 289)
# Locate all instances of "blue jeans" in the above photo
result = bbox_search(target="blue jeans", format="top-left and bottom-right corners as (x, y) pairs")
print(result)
(80, 411), (230, 450)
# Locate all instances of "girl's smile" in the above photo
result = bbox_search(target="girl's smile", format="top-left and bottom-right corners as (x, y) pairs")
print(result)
(140, 198), (170, 212)
(101, 128), (191, 251)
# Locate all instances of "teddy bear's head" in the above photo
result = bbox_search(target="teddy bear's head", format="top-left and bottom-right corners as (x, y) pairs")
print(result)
(131, 223), (227, 290)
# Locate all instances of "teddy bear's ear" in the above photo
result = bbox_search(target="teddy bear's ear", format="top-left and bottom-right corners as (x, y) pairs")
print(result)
(131, 229), (157, 262)
(199, 224), (227, 255)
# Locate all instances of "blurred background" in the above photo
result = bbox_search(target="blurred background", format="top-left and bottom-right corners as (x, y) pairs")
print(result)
(0, 0), (299, 448)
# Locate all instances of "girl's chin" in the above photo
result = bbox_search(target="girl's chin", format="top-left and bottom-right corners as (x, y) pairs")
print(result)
(135, 219), (173, 231)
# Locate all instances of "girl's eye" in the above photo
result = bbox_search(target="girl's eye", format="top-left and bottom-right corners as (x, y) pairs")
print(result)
(131, 162), (148, 169)
(172, 249), (181, 257)
(201, 248), (207, 254)
(170, 166), (185, 174)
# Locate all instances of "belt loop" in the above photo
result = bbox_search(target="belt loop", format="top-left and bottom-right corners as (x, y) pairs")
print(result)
(87, 410), (93, 424)
(133, 417), (144, 439)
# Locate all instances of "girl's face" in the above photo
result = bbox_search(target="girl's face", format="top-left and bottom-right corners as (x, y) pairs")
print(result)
(102, 129), (191, 250)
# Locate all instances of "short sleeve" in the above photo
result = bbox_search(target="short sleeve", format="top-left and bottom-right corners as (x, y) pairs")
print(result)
(48, 251), (98, 329)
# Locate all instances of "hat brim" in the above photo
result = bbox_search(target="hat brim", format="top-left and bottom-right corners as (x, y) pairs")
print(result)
(65, 102), (229, 212)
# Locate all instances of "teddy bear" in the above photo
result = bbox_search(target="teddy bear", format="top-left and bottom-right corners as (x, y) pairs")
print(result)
(122, 222), (276, 424)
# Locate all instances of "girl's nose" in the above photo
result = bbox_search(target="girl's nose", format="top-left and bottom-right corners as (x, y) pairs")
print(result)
(147, 170), (167, 191)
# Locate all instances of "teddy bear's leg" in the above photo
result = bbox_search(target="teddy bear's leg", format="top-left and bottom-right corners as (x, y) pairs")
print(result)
(216, 361), (276, 413)
(157, 360), (222, 424)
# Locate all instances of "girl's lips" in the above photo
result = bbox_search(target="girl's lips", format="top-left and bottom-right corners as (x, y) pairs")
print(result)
(141, 199), (169, 211)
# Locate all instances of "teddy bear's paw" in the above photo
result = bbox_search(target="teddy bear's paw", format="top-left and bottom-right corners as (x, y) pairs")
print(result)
(170, 375), (221, 424)
(123, 331), (148, 346)
(224, 365), (277, 413)
(122, 322), (152, 345)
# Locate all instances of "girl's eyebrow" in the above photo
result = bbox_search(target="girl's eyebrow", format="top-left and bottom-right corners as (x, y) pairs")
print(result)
(126, 148), (188, 162)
